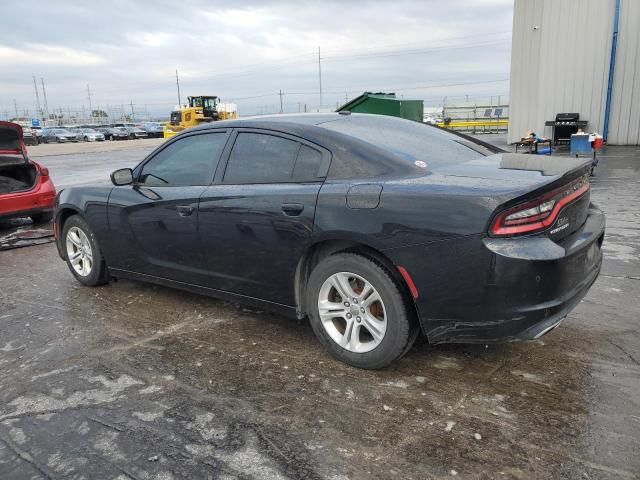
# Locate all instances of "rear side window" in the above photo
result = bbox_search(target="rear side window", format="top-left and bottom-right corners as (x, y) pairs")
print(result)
(139, 132), (226, 186)
(224, 132), (326, 184)
(293, 145), (325, 181)
(319, 116), (489, 170)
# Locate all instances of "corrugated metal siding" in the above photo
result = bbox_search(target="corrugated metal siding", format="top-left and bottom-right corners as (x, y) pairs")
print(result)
(509, 0), (639, 145)
(608, 0), (640, 145)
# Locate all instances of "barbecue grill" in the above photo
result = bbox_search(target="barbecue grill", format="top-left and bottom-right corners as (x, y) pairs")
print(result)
(545, 113), (588, 145)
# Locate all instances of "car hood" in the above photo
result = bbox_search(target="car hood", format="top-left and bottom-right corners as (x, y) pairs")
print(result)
(0, 121), (28, 164)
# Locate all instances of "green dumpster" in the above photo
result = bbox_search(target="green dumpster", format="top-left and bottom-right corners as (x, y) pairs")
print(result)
(336, 92), (424, 122)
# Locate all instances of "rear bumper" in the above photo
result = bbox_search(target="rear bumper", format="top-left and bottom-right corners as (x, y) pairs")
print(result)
(389, 205), (605, 344)
(0, 178), (56, 220)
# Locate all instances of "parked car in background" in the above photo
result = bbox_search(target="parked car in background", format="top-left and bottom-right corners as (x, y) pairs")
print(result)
(123, 126), (148, 139)
(66, 128), (85, 142)
(142, 122), (164, 138)
(53, 113), (604, 369)
(96, 127), (129, 141)
(74, 128), (105, 142)
(32, 127), (43, 144)
(0, 122), (56, 223)
(23, 129), (38, 146)
(41, 128), (78, 143)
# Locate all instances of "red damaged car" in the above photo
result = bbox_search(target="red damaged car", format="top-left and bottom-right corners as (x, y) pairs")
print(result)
(0, 121), (56, 223)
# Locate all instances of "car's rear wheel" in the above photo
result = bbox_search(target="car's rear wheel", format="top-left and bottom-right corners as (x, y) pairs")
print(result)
(306, 253), (417, 369)
(62, 215), (109, 286)
(31, 212), (53, 224)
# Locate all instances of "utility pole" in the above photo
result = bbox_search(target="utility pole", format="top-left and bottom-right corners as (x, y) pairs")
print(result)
(41, 78), (50, 121)
(175, 69), (182, 106)
(33, 76), (42, 120)
(87, 84), (93, 118)
(279, 89), (283, 113)
(318, 46), (323, 111)
(130, 101), (135, 122)
(13, 99), (18, 118)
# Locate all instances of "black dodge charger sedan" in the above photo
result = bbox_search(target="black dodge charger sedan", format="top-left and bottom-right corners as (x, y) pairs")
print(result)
(54, 113), (604, 368)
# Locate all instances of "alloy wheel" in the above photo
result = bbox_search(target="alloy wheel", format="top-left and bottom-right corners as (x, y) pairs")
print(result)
(65, 227), (93, 277)
(317, 271), (387, 353)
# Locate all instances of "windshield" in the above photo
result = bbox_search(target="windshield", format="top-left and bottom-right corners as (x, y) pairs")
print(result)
(319, 115), (489, 168)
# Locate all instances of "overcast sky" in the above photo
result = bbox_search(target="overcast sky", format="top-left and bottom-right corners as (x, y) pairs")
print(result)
(1, 0), (513, 120)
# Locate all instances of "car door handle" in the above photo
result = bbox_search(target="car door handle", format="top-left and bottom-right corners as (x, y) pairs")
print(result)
(177, 205), (194, 217)
(281, 203), (304, 216)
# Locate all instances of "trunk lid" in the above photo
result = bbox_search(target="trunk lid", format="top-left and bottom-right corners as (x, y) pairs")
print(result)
(433, 153), (593, 240)
(433, 153), (589, 186)
(0, 121), (28, 165)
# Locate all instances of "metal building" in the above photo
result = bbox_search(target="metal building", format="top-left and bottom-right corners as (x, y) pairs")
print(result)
(508, 0), (640, 145)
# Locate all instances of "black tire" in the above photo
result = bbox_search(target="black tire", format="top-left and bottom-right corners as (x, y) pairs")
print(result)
(306, 253), (417, 369)
(61, 215), (110, 286)
(30, 212), (53, 224)
(84, 136), (88, 142)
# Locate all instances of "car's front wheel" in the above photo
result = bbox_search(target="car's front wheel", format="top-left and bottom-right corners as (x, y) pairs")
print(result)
(62, 215), (109, 286)
(306, 253), (417, 369)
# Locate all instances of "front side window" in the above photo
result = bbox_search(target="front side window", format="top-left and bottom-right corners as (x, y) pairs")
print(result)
(139, 133), (227, 186)
(223, 132), (301, 184)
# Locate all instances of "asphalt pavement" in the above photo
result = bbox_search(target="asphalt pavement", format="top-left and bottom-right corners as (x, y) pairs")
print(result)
(0, 138), (638, 479)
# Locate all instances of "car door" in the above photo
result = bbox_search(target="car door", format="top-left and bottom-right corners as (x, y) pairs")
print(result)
(198, 129), (331, 306)
(106, 130), (230, 285)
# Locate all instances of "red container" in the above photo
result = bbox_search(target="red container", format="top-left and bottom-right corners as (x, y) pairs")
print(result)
(593, 137), (604, 150)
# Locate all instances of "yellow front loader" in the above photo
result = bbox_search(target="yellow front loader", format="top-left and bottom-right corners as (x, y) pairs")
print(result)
(163, 96), (238, 140)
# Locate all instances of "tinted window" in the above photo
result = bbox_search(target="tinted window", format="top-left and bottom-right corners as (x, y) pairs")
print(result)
(224, 133), (300, 184)
(139, 133), (226, 186)
(319, 116), (488, 169)
(293, 145), (325, 181)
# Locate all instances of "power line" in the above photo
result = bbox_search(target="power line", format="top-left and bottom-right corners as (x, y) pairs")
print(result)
(87, 84), (93, 115)
(175, 69), (181, 105)
(318, 46), (323, 109)
(33, 76), (42, 120)
(41, 78), (50, 120)
(83, 32), (512, 97)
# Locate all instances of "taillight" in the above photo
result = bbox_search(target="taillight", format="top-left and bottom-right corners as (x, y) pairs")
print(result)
(491, 176), (590, 237)
(40, 167), (49, 177)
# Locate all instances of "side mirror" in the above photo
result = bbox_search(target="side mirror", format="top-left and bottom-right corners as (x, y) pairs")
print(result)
(111, 168), (133, 186)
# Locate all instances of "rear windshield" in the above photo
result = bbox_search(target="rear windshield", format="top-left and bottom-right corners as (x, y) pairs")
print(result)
(318, 115), (489, 168)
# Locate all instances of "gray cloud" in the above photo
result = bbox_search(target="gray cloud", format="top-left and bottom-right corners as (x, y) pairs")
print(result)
(1, 0), (513, 119)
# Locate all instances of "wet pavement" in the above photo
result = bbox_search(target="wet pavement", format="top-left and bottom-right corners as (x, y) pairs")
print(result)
(0, 141), (639, 479)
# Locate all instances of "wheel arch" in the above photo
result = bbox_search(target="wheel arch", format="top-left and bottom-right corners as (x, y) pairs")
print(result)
(54, 206), (84, 259)
(294, 236), (419, 325)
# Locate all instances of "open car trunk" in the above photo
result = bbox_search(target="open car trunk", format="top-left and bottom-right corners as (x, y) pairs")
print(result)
(0, 121), (36, 194)
(0, 156), (37, 194)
